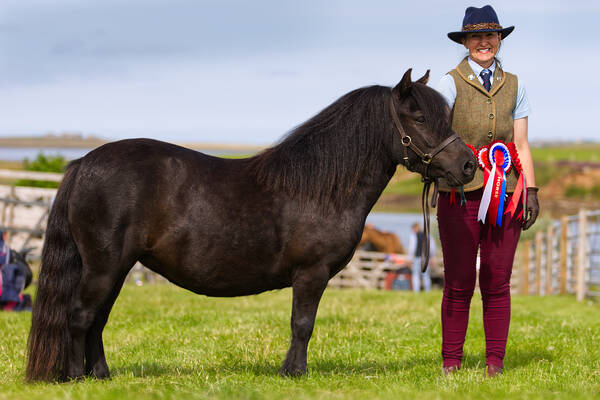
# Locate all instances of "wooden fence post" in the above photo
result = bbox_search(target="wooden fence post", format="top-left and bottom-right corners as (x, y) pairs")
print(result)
(521, 241), (530, 295)
(6, 186), (16, 245)
(560, 216), (568, 294)
(546, 223), (554, 295)
(535, 232), (543, 295)
(576, 209), (587, 301)
(0, 193), (6, 226)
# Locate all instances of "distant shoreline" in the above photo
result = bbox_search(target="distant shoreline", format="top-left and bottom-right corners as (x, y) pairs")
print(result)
(0, 136), (266, 153)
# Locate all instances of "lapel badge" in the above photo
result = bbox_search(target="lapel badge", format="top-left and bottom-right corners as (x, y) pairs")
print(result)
(468, 74), (475, 80)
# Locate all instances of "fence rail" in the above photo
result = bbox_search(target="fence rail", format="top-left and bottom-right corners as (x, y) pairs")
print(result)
(328, 250), (444, 290)
(0, 185), (54, 255)
(0, 170), (61, 255)
(0, 169), (63, 182)
(514, 209), (600, 300)
(328, 250), (407, 289)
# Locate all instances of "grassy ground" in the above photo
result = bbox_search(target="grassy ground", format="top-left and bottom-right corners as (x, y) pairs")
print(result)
(0, 285), (598, 400)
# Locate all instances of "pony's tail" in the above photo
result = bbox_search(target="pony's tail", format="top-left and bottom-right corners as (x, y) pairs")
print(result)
(26, 159), (83, 382)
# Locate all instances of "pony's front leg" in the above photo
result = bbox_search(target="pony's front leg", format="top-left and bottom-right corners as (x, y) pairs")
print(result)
(280, 268), (329, 377)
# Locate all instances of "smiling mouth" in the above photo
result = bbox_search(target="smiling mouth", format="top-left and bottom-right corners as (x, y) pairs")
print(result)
(478, 48), (491, 54)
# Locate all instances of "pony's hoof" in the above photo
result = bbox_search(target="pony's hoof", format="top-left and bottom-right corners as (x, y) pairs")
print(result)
(279, 365), (306, 377)
(88, 369), (111, 380)
(65, 374), (86, 382)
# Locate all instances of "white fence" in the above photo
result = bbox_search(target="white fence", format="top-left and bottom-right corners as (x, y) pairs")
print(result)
(328, 250), (444, 290)
(0, 178), (55, 255)
(328, 250), (409, 289)
(514, 209), (600, 301)
(0, 169), (59, 254)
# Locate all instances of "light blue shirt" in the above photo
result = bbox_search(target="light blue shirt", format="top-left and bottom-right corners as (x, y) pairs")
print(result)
(436, 58), (530, 120)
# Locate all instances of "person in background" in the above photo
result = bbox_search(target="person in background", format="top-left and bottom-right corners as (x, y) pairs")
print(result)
(0, 231), (9, 266)
(407, 222), (434, 292)
(435, 5), (539, 377)
(0, 231), (32, 312)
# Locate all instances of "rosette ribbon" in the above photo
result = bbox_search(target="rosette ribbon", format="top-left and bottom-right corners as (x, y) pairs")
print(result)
(503, 143), (527, 220)
(477, 142), (511, 226)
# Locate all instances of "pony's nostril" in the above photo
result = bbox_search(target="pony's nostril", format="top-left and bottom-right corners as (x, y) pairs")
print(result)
(463, 160), (476, 175)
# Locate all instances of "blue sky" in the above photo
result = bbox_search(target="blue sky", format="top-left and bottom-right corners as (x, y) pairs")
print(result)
(1, 0), (598, 145)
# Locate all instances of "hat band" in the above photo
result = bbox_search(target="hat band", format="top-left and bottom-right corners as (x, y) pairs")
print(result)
(462, 22), (502, 32)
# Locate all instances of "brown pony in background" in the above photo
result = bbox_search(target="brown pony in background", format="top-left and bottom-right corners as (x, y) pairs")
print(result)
(359, 224), (406, 254)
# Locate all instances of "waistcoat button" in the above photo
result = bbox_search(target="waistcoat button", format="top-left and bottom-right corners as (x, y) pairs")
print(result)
(488, 131), (493, 138)
(489, 113), (494, 119)
(487, 99), (492, 104)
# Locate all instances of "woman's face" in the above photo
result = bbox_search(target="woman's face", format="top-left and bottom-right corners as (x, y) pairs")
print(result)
(462, 32), (501, 68)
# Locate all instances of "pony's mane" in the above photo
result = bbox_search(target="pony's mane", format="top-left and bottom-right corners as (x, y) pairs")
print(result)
(249, 85), (391, 209)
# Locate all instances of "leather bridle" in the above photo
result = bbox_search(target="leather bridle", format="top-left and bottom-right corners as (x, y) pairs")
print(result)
(389, 92), (460, 272)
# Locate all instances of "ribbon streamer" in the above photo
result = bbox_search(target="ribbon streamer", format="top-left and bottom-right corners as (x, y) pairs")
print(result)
(478, 142), (511, 226)
(478, 166), (494, 223)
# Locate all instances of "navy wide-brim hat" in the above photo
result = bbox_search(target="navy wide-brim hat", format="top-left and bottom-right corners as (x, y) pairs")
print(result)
(447, 5), (514, 44)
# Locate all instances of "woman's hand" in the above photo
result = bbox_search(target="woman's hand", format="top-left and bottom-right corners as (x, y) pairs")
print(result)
(514, 117), (538, 230)
(522, 187), (539, 230)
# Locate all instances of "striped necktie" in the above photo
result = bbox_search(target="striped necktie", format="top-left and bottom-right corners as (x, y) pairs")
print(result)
(480, 69), (491, 91)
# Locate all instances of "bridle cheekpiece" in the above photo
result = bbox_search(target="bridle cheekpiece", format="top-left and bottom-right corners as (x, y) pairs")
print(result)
(389, 91), (460, 272)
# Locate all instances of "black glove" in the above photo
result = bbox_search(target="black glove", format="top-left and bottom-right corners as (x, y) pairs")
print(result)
(522, 187), (539, 230)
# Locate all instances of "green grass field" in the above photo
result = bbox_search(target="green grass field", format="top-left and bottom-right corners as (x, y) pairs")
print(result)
(0, 285), (598, 400)
(531, 145), (600, 163)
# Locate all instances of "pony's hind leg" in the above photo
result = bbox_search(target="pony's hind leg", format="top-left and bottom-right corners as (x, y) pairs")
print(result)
(280, 267), (329, 377)
(67, 266), (130, 380)
(84, 269), (130, 379)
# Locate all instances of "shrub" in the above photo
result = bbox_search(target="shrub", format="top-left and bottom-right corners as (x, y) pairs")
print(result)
(564, 184), (587, 199)
(591, 185), (600, 200)
(15, 153), (67, 188)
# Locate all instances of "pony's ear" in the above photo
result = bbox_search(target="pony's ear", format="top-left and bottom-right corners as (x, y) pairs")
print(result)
(416, 69), (430, 84)
(393, 68), (413, 96)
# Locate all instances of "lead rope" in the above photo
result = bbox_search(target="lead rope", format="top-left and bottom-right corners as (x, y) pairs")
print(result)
(420, 176), (439, 273)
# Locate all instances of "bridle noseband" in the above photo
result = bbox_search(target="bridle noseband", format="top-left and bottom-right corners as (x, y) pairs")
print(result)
(389, 92), (460, 272)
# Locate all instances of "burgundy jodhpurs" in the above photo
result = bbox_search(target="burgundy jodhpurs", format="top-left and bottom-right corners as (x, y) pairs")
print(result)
(437, 189), (522, 368)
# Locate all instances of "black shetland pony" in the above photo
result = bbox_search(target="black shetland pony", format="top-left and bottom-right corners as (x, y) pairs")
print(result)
(26, 69), (476, 382)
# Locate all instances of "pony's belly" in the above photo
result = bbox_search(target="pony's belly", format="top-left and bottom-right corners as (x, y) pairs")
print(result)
(141, 256), (292, 297)
(191, 282), (289, 297)
(173, 274), (291, 297)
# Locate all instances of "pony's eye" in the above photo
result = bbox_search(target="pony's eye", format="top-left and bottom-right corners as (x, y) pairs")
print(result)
(416, 116), (425, 124)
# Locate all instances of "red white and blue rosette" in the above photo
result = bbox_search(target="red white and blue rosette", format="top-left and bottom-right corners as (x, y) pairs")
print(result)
(462, 140), (527, 225)
(477, 142), (511, 226)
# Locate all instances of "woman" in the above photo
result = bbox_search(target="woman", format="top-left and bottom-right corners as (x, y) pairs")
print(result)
(435, 5), (539, 377)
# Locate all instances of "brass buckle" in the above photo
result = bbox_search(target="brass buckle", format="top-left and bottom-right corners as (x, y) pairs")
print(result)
(422, 154), (433, 164)
(402, 136), (412, 146)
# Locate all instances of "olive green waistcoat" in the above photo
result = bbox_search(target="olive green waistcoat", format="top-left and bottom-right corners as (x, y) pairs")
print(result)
(439, 58), (519, 193)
